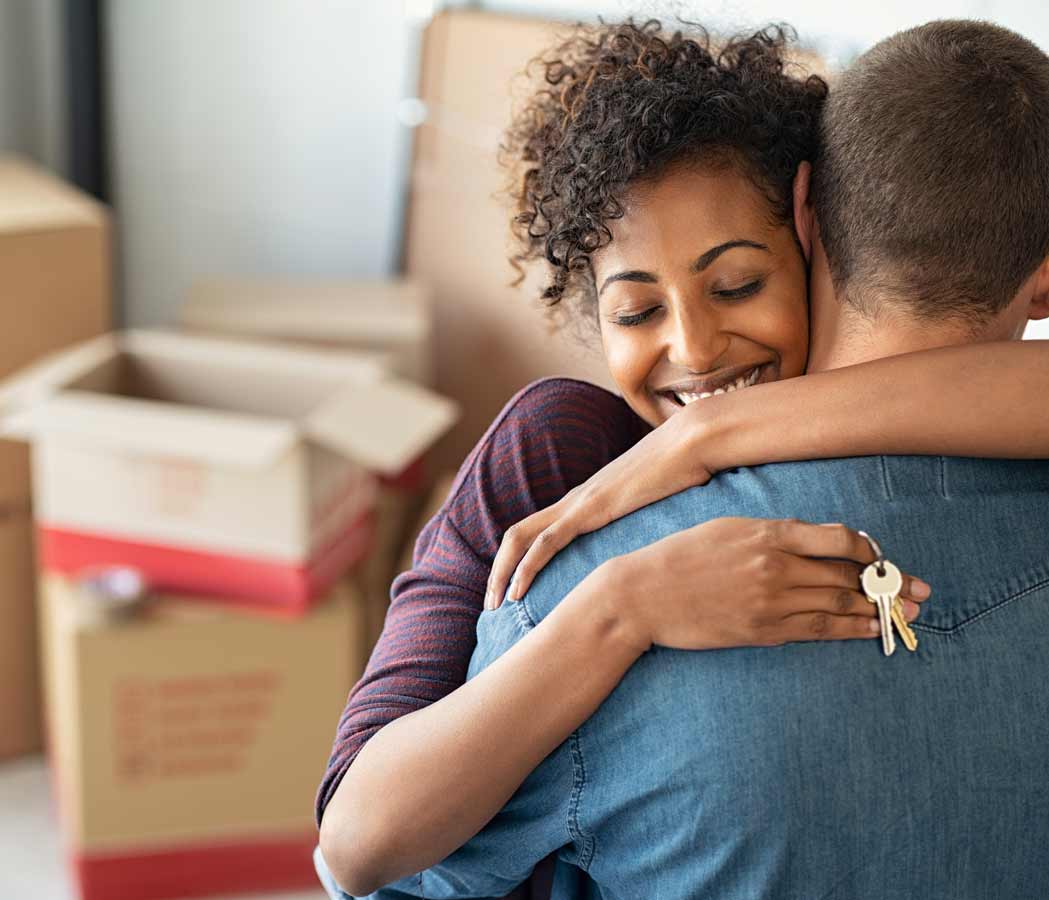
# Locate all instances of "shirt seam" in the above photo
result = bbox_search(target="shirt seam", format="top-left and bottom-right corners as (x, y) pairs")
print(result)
(508, 597), (595, 868)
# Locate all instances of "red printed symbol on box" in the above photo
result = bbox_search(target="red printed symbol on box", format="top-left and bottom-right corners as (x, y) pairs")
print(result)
(112, 671), (282, 783)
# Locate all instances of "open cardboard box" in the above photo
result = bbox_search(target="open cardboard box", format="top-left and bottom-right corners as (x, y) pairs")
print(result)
(39, 573), (363, 900)
(0, 330), (457, 612)
(181, 278), (434, 385)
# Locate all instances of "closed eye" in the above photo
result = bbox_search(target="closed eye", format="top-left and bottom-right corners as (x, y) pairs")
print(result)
(713, 280), (764, 301)
(613, 307), (659, 327)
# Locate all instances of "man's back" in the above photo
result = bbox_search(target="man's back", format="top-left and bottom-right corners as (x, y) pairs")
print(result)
(471, 455), (1049, 900)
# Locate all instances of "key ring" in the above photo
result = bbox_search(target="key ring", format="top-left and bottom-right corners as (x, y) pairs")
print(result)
(857, 530), (886, 576)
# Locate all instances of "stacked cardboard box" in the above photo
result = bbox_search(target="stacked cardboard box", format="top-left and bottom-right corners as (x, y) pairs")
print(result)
(0, 156), (112, 759)
(1, 330), (457, 613)
(0, 327), (457, 900)
(178, 280), (455, 663)
(39, 574), (364, 900)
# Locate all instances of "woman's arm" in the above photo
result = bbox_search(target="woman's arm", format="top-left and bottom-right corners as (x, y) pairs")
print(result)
(702, 340), (1049, 468)
(320, 517), (922, 895)
(488, 340), (1049, 604)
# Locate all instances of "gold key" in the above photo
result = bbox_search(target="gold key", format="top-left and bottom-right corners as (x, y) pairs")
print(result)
(890, 597), (919, 652)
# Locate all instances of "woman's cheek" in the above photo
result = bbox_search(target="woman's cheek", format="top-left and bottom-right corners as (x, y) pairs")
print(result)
(601, 329), (660, 411)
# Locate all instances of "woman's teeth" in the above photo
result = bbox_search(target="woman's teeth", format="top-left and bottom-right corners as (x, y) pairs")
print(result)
(672, 367), (761, 406)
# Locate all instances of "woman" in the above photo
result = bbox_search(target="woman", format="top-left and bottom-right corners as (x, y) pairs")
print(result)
(318, 20), (1044, 897)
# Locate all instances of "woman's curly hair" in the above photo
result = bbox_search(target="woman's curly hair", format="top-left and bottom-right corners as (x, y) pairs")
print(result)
(503, 19), (828, 318)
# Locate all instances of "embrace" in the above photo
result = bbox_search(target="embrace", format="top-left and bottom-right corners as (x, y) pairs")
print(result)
(318, 17), (1049, 900)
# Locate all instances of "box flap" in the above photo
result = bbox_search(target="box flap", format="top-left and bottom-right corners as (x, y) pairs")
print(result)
(182, 279), (430, 344)
(122, 329), (387, 384)
(0, 155), (109, 234)
(305, 380), (458, 474)
(3, 392), (297, 469)
(0, 333), (121, 418)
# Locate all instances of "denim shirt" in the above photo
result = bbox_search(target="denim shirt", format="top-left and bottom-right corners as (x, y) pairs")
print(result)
(347, 455), (1049, 900)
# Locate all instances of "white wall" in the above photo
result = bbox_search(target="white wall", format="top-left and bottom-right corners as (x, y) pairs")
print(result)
(106, 0), (416, 326)
(104, 0), (1049, 328)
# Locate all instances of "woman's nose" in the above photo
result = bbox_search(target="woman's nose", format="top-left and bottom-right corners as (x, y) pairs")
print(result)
(666, 307), (730, 373)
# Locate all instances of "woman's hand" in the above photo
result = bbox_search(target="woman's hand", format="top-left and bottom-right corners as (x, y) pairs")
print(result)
(580, 517), (930, 653)
(486, 406), (713, 610)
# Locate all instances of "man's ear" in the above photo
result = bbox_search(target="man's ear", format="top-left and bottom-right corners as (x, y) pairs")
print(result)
(1029, 256), (1049, 321)
(792, 161), (815, 263)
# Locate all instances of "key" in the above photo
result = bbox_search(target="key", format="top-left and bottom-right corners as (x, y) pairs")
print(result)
(861, 557), (903, 657)
(858, 531), (918, 655)
(890, 597), (919, 652)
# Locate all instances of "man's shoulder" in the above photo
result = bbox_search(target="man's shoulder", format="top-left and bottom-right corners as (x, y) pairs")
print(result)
(520, 455), (1049, 625)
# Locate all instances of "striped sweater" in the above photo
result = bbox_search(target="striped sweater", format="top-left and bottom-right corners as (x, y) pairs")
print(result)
(316, 378), (648, 893)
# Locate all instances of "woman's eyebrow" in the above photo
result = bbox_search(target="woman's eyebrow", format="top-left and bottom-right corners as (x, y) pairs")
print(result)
(599, 240), (771, 296)
(598, 269), (658, 297)
(692, 239), (770, 272)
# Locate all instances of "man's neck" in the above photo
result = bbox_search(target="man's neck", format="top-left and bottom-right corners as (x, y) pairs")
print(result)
(804, 243), (1023, 372)
(807, 308), (983, 372)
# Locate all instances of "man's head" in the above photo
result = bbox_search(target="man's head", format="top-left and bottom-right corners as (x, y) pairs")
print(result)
(805, 20), (1049, 354)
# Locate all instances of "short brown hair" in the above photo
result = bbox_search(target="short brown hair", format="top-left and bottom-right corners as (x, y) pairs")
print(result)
(813, 20), (1049, 322)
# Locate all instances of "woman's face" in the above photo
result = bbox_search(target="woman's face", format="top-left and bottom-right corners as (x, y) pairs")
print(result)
(593, 163), (810, 428)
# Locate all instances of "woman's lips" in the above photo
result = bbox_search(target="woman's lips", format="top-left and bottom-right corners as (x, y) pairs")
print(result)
(654, 362), (772, 408)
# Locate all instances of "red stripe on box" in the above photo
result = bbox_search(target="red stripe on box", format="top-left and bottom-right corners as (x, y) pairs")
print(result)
(38, 510), (374, 617)
(379, 455), (425, 491)
(72, 832), (320, 900)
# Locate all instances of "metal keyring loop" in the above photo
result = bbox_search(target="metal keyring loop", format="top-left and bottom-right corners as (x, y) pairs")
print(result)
(857, 530), (886, 576)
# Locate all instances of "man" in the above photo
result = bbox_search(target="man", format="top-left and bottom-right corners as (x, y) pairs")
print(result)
(327, 19), (1049, 898)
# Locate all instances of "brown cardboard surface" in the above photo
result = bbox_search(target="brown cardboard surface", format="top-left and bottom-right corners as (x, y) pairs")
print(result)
(0, 510), (41, 758)
(404, 11), (615, 472)
(0, 157), (110, 760)
(41, 574), (365, 852)
(182, 278), (434, 384)
(0, 156), (112, 507)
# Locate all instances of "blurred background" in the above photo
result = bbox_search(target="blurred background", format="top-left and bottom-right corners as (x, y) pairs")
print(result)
(2, 2), (1048, 899)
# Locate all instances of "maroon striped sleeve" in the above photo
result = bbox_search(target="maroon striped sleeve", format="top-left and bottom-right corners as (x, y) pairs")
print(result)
(316, 377), (649, 826)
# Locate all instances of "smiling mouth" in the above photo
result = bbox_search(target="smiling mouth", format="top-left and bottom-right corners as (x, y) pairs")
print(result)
(658, 364), (766, 407)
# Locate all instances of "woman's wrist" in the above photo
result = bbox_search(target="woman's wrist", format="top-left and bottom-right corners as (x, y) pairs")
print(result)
(675, 391), (738, 477)
(563, 554), (654, 657)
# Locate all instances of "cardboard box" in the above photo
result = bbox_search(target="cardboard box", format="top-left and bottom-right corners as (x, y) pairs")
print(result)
(0, 155), (112, 759)
(40, 574), (364, 900)
(181, 278), (434, 385)
(404, 10), (616, 472)
(0, 509), (41, 758)
(1, 330), (457, 612)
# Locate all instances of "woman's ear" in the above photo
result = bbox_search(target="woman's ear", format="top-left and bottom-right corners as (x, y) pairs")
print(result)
(793, 161), (814, 263)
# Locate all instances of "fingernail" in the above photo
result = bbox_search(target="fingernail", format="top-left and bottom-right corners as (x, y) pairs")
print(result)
(484, 590), (493, 611)
(509, 578), (520, 601)
(911, 579), (932, 599)
(869, 619), (881, 634)
(904, 600), (920, 620)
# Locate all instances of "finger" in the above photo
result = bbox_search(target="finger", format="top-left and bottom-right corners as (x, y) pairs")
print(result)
(509, 525), (574, 600)
(774, 612), (883, 644)
(774, 520), (877, 565)
(785, 588), (923, 622)
(782, 554), (865, 590)
(900, 572), (933, 602)
(488, 521), (542, 610)
(785, 588), (878, 618)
